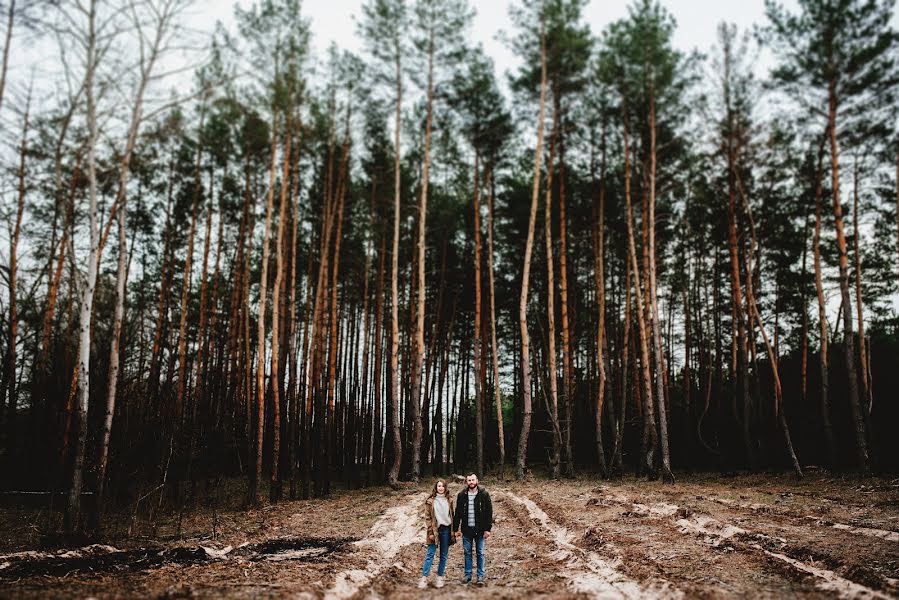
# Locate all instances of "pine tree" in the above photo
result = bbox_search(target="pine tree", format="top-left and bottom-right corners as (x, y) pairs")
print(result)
(764, 0), (899, 471)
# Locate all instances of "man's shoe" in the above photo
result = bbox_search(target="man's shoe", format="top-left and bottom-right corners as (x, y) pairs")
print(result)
(435, 576), (445, 588)
(460, 576), (472, 584)
(476, 578), (486, 586)
(417, 576), (428, 589)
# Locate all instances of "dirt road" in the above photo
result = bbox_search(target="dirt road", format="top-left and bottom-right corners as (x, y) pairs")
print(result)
(2, 474), (897, 598)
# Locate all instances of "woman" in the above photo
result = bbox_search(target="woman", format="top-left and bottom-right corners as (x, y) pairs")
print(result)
(418, 479), (455, 589)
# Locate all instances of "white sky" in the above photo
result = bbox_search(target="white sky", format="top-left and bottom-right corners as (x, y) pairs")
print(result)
(193, 0), (811, 81)
(7, 0), (897, 119)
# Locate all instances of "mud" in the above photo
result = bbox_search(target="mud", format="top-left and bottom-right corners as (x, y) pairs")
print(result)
(0, 473), (896, 599)
(0, 537), (351, 580)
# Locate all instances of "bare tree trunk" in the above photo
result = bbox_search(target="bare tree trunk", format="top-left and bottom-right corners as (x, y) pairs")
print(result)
(543, 106), (562, 479)
(851, 161), (871, 416)
(387, 47), (403, 488)
(591, 129), (609, 478)
(800, 211), (809, 405)
(0, 0), (14, 114)
(827, 88), (868, 472)
(613, 252), (633, 472)
(176, 115), (205, 429)
(68, 0), (101, 532)
(36, 158), (79, 448)
(325, 113), (351, 496)
(516, 23), (547, 480)
(811, 145), (835, 467)
(720, 41), (754, 472)
(358, 181), (374, 476)
(622, 112), (658, 477)
(558, 135), (575, 478)
(472, 152), (485, 477)
(373, 230), (386, 469)
(736, 176), (802, 477)
(149, 156), (177, 394)
(409, 27), (435, 483)
(270, 122), (292, 502)
(5, 90), (28, 455)
(95, 1), (175, 528)
(253, 108), (280, 504)
(646, 95), (673, 483)
(485, 167), (505, 480)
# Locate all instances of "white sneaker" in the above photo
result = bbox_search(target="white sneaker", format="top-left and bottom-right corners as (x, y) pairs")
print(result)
(417, 576), (428, 589)
(435, 576), (445, 588)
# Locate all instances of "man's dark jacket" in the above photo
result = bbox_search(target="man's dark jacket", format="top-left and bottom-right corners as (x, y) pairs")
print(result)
(453, 485), (493, 535)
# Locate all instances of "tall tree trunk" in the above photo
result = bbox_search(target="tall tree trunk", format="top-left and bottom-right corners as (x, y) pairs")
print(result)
(736, 176), (802, 477)
(485, 167), (505, 480)
(851, 161), (871, 416)
(387, 47), (403, 488)
(94, 5), (170, 527)
(373, 230), (386, 469)
(558, 130), (575, 478)
(720, 43), (754, 471)
(287, 164), (300, 497)
(5, 91), (28, 455)
(811, 145), (835, 468)
(472, 153), (485, 477)
(149, 155), (177, 394)
(647, 94), (674, 483)
(800, 211), (809, 405)
(622, 112), (658, 477)
(409, 27), (435, 483)
(270, 124), (292, 502)
(325, 114), (351, 496)
(68, 1), (100, 531)
(543, 106), (562, 479)
(253, 108), (280, 504)
(827, 88), (868, 471)
(613, 251), (633, 472)
(517, 23), (547, 480)
(304, 115), (338, 498)
(358, 181), (375, 477)
(591, 129), (609, 478)
(176, 131), (204, 423)
(726, 141), (753, 471)
(0, 0), (14, 114)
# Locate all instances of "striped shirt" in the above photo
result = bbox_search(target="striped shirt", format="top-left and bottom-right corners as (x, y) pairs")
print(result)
(467, 490), (477, 528)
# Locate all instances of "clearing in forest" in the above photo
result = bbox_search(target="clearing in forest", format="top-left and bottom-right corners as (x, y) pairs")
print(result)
(1, 473), (897, 599)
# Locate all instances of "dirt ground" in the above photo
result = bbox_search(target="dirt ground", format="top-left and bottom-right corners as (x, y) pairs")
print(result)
(1, 472), (897, 599)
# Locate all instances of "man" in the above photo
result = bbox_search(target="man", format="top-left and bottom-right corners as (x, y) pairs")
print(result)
(452, 473), (493, 585)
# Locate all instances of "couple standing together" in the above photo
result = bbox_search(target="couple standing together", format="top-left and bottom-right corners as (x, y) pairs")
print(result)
(418, 473), (493, 589)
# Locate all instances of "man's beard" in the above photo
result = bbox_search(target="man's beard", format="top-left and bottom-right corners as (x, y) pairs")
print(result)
(468, 483), (477, 489)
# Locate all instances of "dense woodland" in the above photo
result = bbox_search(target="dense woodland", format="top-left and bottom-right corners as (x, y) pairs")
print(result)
(0, 0), (898, 535)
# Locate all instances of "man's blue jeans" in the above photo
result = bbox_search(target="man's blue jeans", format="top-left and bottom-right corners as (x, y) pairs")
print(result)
(422, 525), (451, 576)
(462, 530), (486, 579)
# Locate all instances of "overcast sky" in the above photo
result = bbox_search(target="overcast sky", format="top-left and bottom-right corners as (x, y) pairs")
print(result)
(192, 0), (752, 72)
(7, 0), (898, 110)
(188, 0), (896, 83)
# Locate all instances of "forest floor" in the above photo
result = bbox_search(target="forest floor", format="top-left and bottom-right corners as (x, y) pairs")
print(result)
(1, 472), (898, 599)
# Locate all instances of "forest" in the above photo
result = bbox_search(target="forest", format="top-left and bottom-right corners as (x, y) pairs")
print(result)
(1, 0), (898, 568)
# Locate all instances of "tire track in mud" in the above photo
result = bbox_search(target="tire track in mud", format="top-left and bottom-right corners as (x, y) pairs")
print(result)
(325, 491), (427, 600)
(707, 495), (899, 543)
(674, 512), (895, 599)
(502, 489), (683, 600)
(592, 487), (895, 599)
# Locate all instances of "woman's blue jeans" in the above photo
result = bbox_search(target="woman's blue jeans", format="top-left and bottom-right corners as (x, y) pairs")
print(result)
(422, 525), (451, 576)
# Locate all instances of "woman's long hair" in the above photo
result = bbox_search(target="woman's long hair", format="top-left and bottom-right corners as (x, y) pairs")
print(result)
(429, 479), (451, 499)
